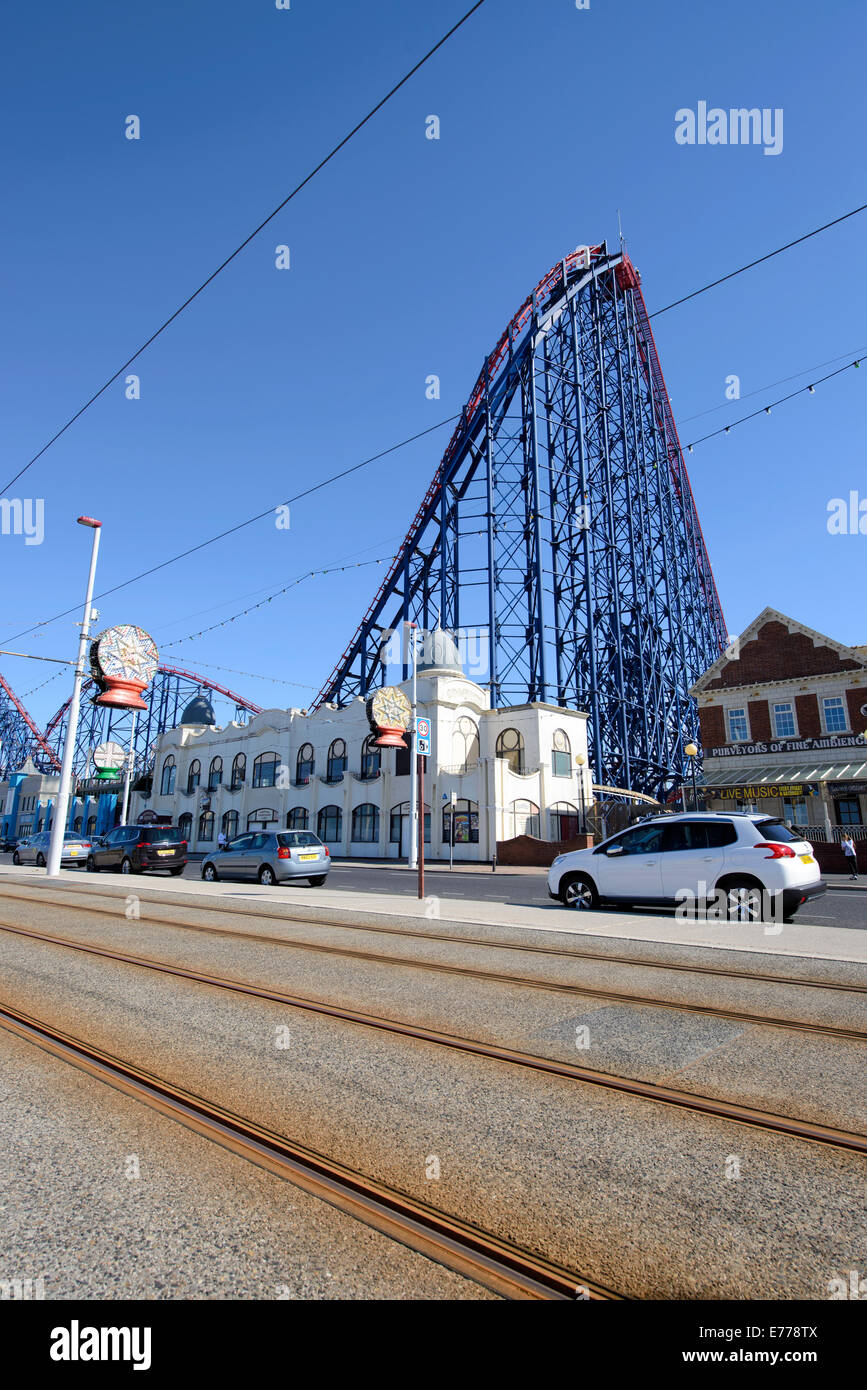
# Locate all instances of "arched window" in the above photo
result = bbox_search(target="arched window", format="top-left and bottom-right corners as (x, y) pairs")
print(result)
(296, 744), (314, 782)
(552, 729), (571, 778)
(389, 802), (430, 844)
(443, 798), (479, 844)
(496, 728), (524, 774)
(221, 810), (239, 841)
(231, 753), (246, 790)
(360, 735), (381, 779)
(317, 805), (342, 842)
(178, 812), (193, 843)
(247, 807), (277, 830)
(160, 756), (176, 796)
(86, 815), (97, 836)
(351, 804), (379, 843)
(506, 799), (540, 838)
(252, 752), (279, 789)
(327, 739), (346, 783)
(287, 806), (308, 830)
(198, 810), (214, 842)
(73, 816), (83, 832)
(208, 756), (223, 791)
(550, 802), (579, 840)
(452, 716), (480, 769)
(187, 759), (201, 795)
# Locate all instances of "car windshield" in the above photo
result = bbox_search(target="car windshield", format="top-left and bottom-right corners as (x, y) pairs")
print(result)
(277, 832), (320, 848)
(754, 819), (801, 843)
(63, 833), (86, 841)
(137, 827), (183, 844)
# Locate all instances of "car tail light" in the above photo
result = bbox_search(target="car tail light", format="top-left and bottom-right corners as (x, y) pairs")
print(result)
(324, 847), (330, 857)
(757, 842), (795, 859)
(277, 847), (291, 859)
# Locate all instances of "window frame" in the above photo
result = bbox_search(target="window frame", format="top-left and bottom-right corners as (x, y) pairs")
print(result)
(252, 752), (280, 789)
(727, 707), (749, 743)
(351, 803), (379, 843)
(822, 696), (848, 735)
(772, 701), (797, 739)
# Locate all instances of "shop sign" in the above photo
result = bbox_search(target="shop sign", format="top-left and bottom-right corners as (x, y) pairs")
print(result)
(713, 784), (810, 800)
(831, 783), (867, 797)
(710, 735), (866, 757)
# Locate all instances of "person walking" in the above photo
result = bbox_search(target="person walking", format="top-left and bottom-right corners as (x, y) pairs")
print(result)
(841, 831), (859, 880)
(217, 828), (227, 854)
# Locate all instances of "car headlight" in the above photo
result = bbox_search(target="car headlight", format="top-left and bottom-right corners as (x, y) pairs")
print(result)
(551, 855), (565, 868)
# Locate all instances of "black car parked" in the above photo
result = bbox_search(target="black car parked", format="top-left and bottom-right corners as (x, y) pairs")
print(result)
(86, 824), (187, 876)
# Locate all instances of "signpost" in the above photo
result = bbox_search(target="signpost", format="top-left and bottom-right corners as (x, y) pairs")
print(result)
(415, 715), (429, 898)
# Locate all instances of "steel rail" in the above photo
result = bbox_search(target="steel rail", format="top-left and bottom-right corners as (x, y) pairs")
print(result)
(0, 898), (862, 1045)
(0, 998), (611, 1302)
(1, 876), (863, 994)
(2, 918), (865, 1156)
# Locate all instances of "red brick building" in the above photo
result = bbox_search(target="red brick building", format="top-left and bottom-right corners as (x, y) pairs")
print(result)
(690, 608), (867, 867)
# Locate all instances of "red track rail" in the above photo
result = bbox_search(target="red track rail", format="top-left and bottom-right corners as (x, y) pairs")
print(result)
(43, 664), (262, 741)
(0, 674), (62, 771)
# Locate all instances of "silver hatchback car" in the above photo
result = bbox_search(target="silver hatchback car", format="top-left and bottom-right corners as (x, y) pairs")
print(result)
(201, 830), (331, 887)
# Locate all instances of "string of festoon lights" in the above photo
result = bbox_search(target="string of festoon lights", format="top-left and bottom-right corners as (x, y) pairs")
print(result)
(684, 357), (861, 452)
(176, 659), (320, 692)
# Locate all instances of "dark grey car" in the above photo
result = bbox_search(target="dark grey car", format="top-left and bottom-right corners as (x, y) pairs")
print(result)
(201, 830), (330, 887)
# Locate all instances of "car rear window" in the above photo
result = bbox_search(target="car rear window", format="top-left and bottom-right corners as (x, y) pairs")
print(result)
(137, 827), (183, 844)
(277, 832), (321, 848)
(754, 819), (800, 843)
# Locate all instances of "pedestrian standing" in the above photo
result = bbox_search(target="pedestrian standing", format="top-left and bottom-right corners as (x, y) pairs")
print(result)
(217, 828), (227, 853)
(841, 832), (859, 880)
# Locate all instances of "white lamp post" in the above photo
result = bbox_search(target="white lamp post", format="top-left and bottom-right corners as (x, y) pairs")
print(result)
(575, 753), (587, 834)
(684, 741), (699, 812)
(46, 516), (102, 877)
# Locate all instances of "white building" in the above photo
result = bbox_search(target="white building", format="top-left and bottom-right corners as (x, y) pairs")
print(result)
(132, 633), (591, 863)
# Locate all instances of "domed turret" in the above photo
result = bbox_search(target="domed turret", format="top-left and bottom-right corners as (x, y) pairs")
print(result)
(179, 693), (216, 727)
(417, 628), (463, 675)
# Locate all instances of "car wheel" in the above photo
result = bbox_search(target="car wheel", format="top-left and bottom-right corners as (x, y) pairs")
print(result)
(36, 852), (46, 867)
(121, 858), (134, 875)
(86, 856), (98, 873)
(559, 873), (598, 910)
(12, 852), (20, 866)
(721, 878), (764, 922)
(258, 865), (276, 886)
(308, 875), (327, 887)
(201, 863), (219, 882)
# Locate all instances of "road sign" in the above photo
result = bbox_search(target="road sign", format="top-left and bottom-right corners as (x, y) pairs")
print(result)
(415, 716), (430, 739)
(417, 735), (430, 756)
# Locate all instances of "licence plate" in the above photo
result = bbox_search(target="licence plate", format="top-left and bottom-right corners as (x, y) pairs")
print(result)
(799, 853), (814, 864)
(69, 848), (81, 856)
(158, 849), (174, 857)
(298, 853), (318, 861)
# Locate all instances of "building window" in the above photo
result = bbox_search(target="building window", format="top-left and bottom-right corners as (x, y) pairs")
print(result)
(73, 817), (82, 832)
(327, 739), (346, 782)
(394, 744), (411, 777)
(727, 709), (749, 743)
(496, 728), (524, 773)
(187, 760), (201, 795)
(442, 799), (479, 844)
(208, 757), (223, 790)
(178, 812), (192, 842)
(549, 802), (580, 839)
(772, 702), (796, 738)
(552, 728), (571, 777)
(287, 807), (308, 830)
(360, 735), (381, 779)
(198, 811), (214, 842)
(836, 798), (862, 825)
(86, 816), (96, 836)
(351, 804), (379, 843)
(221, 810), (239, 840)
(296, 744), (314, 782)
(252, 752), (279, 789)
(506, 799), (540, 838)
(823, 697), (848, 734)
(160, 757), (176, 796)
(231, 753), (246, 789)
(452, 716), (480, 769)
(390, 802), (430, 844)
(318, 805), (342, 842)
(247, 808), (277, 830)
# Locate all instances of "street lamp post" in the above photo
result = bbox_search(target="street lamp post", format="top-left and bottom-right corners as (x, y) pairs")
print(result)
(46, 517), (102, 877)
(408, 623), (418, 870)
(575, 753), (587, 835)
(684, 741), (699, 812)
(120, 710), (137, 826)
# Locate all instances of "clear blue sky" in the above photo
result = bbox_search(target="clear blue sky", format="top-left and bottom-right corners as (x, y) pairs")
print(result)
(2, 0), (865, 728)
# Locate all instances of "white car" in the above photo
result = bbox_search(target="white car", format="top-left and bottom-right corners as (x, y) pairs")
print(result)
(547, 812), (826, 922)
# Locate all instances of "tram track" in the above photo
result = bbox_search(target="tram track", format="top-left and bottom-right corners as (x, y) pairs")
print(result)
(0, 998), (608, 1302)
(1, 918), (865, 1156)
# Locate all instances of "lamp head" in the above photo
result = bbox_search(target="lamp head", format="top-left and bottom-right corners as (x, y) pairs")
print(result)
(684, 741), (698, 758)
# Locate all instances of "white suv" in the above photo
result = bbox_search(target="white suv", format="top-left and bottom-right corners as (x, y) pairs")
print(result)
(547, 813), (826, 922)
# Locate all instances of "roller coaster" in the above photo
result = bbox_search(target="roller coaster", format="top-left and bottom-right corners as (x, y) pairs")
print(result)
(1, 241), (726, 799)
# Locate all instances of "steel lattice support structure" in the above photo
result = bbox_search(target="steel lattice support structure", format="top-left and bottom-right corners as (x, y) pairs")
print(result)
(0, 666), (261, 783)
(314, 244), (727, 798)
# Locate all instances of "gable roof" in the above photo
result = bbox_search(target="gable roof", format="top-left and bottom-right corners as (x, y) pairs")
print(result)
(690, 607), (867, 695)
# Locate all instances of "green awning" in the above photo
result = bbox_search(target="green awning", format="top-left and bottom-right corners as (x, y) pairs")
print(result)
(703, 761), (867, 788)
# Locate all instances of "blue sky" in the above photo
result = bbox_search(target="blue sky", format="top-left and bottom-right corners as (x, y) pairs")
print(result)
(2, 0), (866, 728)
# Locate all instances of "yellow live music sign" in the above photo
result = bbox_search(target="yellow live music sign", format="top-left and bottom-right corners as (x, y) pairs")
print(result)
(716, 784), (805, 800)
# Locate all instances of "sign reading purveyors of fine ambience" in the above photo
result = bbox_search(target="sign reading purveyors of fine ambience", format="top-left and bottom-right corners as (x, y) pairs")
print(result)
(710, 734), (866, 758)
